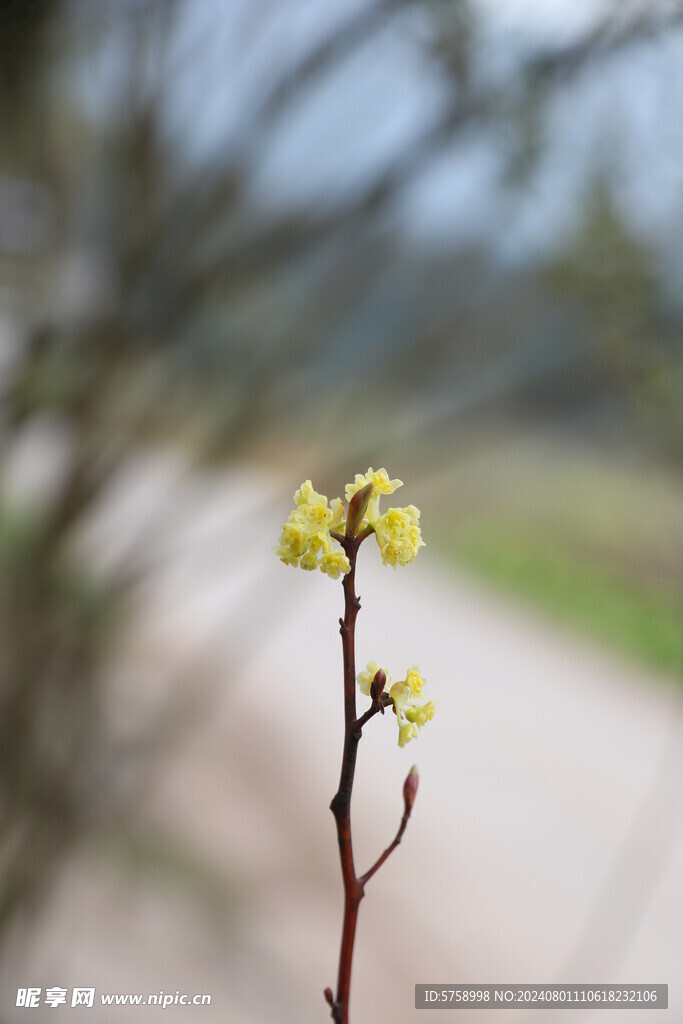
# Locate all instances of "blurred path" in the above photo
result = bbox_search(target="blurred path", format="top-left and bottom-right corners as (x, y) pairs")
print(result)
(3, 454), (681, 1022)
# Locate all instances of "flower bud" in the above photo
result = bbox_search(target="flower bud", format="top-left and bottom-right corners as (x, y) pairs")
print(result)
(324, 988), (334, 1007)
(345, 481), (374, 538)
(370, 668), (387, 706)
(403, 765), (419, 815)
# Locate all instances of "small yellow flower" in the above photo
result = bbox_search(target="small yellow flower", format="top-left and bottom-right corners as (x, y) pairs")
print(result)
(405, 666), (424, 698)
(306, 531), (332, 557)
(299, 502), (332, 531)
(329, 497), (344, 530)
(320, 551), (351, 580)
(375, 505), (425, 567)
(276, 479), (351, 578)
(293, 479), (322, 506)
(291, 479), (336, 531)
(357, 661), (390, 697)
(276, 546), (300, 567)
(387, 666), (435, 747)
(398, 719), (419, 748)
(276, 521), (308, 560)
(389, 680), (410, 708)
(299, 548), (319, 571)
(345, 467), (403, 501)
(345, 467), (403, 526)
(404, 701), (435, 728)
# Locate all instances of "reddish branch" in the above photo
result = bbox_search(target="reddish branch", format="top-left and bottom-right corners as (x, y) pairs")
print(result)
(325, 532), (417, 1024)
(360, 768), (417, 888)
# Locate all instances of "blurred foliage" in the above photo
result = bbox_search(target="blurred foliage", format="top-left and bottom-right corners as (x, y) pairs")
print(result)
(546, 181), (683, 458)
(445, 526), (682, 678)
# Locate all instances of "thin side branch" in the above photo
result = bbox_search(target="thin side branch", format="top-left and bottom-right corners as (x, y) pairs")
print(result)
(359, 803), (413, 888)
(354, 693), (392, 735)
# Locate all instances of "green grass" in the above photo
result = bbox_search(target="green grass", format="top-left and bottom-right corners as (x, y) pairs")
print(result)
(440, 528), (682, 681)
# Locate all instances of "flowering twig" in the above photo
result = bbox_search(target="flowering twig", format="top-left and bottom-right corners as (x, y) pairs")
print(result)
(276, 468), (435, 1023)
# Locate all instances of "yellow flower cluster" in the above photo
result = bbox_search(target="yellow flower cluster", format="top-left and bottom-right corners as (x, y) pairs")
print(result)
(357, 662), (435, 747)
(275, 480), (350, 579)
(374, 504), (424, 567)
(345, 467), (425, 568)
(276, 468), (424, 578)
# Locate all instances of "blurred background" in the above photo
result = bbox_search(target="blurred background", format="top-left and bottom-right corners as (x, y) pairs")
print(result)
(0, 0), (681, 1020)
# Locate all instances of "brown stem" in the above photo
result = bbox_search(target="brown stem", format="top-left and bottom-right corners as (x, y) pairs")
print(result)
(326, 535), (415, 1024)
(329, 535), (363, 1024)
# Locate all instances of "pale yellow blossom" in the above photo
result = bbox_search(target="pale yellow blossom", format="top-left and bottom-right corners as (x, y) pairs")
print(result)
(405, 666), (425, 698)
(276, 479), (350, 577)
(345, 467), (403, 526)
(329, 497), (345, 530)
(278, 522), (308, 560)
(299, 548), (319, 571)
(306, 531), (332, 557)
(389, 680), (410, 708)
(293, 479), (321, 506)
(404, 701), (435, 728)
(387, 666), (435, 747)
(277, 547), (300, 568)
(374, 505), (425, 567)
(320, 551), (351, 580)
(398, 718), (419, 748)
